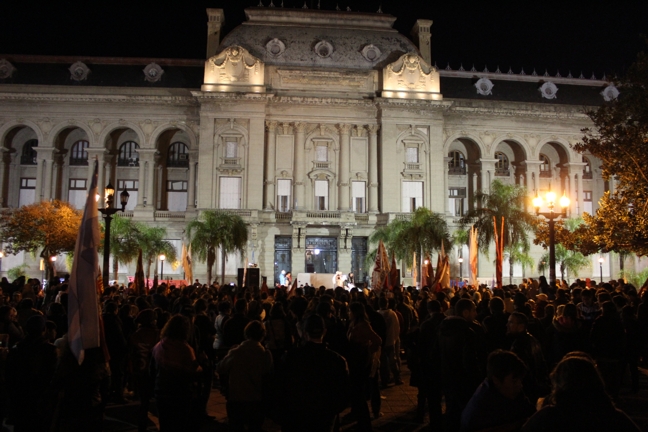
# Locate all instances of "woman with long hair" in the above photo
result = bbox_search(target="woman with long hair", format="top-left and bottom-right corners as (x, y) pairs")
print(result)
(151, 315), (202, 431)
(522, 353), (639, 431)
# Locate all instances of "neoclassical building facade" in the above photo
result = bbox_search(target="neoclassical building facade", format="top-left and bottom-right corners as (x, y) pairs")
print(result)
(0, 7), (630, 284)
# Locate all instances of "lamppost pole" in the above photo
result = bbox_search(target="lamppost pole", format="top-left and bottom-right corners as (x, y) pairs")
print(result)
(533, 190), (569, 286)
(0, 251), (3, 275)
(599, 257), (604, 284)
(160, 254), (166, 282)
(98, 182), (130, 290)
(458, 256), (463, 283)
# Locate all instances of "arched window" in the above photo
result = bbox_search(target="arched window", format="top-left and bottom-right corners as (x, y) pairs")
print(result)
(20, 139), (38, 165)
(448, 150), (466, 175)
(494, 151), (509, 176)
(167, 142), (188, 168)
(583, 156), (592, 179)
(539, 154), (551, 177)
(70, 140), (89, 166)
(118, 141), (140, 166)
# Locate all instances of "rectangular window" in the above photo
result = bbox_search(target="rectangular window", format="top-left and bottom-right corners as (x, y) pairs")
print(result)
(449, 188), (466, 217)
(68, 179), (87, 190)
(219, 177), (242, 209)
(277, 179), (291, 212)
(19, 178), (36, 207)
(316, 145), (328, 162)
(315, 180), (328, 210)
(406, 147), (419, 163)
(402, 181), (423, 212)
(225, 141), (237, 158)
(584, 190), (593, 214)
(352, 181), (366, 213)
(117, 180), (139, 190)
(167, 181), (188, 191)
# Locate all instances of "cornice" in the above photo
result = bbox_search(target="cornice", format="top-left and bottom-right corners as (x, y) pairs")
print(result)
(0, 92), (199, 106)
(191, 91), (273, 103)
(447, 99), (592, 120)
(269, 96), (376, 108)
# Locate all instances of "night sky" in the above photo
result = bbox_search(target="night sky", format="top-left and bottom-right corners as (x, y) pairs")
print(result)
(1, 0), (646, 78)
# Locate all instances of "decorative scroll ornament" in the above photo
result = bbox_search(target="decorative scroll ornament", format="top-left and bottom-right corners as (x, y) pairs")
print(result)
(69, 61), (90, 81)
(265, 38), (286, 57)
(0, 59), (16, 79)
(382, 53), (441, 100)
(539, 81), (558, 99)
(601, 84), (619, 101)
(314, 40), (334, 58)
(361, 44), (381, 62)
(143, 63), (164, 82)
(208, 46), (262, 82)
(475, 77), (494, 96)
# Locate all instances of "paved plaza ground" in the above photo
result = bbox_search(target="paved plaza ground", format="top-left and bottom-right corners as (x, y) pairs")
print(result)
(93, 363), (648, 432)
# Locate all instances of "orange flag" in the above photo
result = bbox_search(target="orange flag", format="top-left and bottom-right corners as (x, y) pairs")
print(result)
(371, 240), (390, 291)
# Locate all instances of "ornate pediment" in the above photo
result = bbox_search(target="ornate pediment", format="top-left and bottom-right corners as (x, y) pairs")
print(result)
(382, 53), (442, 100)
(202, 46), (265, 93)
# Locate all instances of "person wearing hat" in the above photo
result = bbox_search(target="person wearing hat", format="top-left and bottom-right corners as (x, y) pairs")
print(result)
(277, 314), (349, 432)
(6, 315), (57, 431)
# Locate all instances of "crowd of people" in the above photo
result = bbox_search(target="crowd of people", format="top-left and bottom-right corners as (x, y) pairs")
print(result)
(0, 273), (644, 432)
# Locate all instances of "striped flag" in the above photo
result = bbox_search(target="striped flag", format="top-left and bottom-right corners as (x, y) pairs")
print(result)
(68, 159), (102, 365)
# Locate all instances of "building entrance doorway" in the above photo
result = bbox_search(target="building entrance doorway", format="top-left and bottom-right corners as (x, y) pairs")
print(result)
(305, 237), (338, 274)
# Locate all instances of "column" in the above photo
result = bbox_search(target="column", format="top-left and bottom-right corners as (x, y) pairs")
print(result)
(368, 125), (379, 212)
(146, 157), (155, 208)
(577, 172), (584, 216)
(34, 158), (45, 202)
(338, 124), (351, 211)
(187, 151), (198, 210)
(0, 150), (7, 207)
(443, 156), (451, 214)
(294, 122), (306, 210)
(137, 157), (147, 207)
(265, 121), (278, 210)
(569, 171), (577, 216)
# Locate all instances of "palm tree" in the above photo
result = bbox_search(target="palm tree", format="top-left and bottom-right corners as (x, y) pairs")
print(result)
(108, 215), (142, 280)
(138, 225), (178, 281)
(367, 207), (451, 281)
(538, 244), (590, 282)
(186, 210), (248, 285)
(504, 241), (534, 285)
(460, 180), (537, 286)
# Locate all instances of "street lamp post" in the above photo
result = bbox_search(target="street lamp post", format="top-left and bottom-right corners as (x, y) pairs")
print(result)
(533, 190), (570, 286)
(98, 182), (130, 290)
(50, 255), (58, 280)
(458, 257), (463, 283)
(598, 257), (604, 284)
(160, 254), (166, 281)
(0, 251), (3, 275)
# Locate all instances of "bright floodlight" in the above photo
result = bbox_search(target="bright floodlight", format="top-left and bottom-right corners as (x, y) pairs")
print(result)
(458, 257), (463, 263)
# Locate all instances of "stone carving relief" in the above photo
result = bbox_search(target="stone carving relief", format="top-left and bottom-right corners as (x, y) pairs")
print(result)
(203, 46), (264, 90)
(538, 81), (558, 99)
(0, 59), (16, 79)
(143, 63), (164, 82)
(601, 84), (619, 101)
(360, 44), (382, 62)
(475, 77), (494, 96)
(69, 61), (90, 82)
(382, 53), (441, 100)
(314, 40), (334, 58)
(265, 38), (286, 57)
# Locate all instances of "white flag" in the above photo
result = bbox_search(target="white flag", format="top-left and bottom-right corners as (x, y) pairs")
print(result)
(68, 159), (102, 364)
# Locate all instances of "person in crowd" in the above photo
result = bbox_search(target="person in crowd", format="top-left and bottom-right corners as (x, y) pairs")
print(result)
(218, 320), (273, 432)
(347, 302), (382, 432)
(546, 302), (586, 367)
(482, 297), (509, 351)
(522, 353), (640, 432)
(461, 350), (535, 432)
(507, 312), (549, 403)
(378, 296), (402, 387)
(590, 300), (626, 400)
(222, 298), (250, 348)
(151, 314), (202, 432)
(438, 298), (485, 432)
(103, 301), (128, 403)
(278, 314), (349, 432)
(0, 306), (23, 347)
(6, 315), (57, 432)
(128, 309), (160, 432)
(263, 302), (294, 366)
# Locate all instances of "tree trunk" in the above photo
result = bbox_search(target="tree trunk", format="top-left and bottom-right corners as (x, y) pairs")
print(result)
(113, 259), (119, 282)
(220, 247), (226, 286)
(207, 248), (215, 285)
(620, 252), (626, 280)
(510, 258), (514, 286)
(145, 259), (151, 281)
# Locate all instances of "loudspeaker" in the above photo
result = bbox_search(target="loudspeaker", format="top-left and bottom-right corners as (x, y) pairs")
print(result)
(237, 268), (260, 288)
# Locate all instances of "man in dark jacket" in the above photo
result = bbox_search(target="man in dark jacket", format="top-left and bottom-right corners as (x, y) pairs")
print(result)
(507, 312), (549, 403)
(222, 298), (250, 348)
(279, 314), (349, 432)
(438, 298), (485, 432)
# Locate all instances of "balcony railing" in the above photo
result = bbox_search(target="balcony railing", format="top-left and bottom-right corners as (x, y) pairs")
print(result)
(448, 166), (466, 175)
(275, 211), (292, 220)
(313, 161), (331, 170)
(404, 162), (422, 171)
(306, 211), (340, 219)
(583, 171), (593, 179)
(154, 211), (187, 220)
(494, 168), (510, 177)
(539, 170), (552, 178)
(20, 155), (36, 165)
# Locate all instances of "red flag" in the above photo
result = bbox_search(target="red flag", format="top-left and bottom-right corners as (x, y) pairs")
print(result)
(389, 253), (400, 290)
